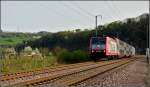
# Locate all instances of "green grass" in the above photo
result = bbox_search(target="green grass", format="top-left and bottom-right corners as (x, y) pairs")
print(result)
(0, 37), (28, 46)
(0, 32), (38, 46)
(0, 56), (57, 74)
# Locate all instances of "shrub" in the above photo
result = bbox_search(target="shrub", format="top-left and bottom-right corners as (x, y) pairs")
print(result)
(72, 50), (90, 62)
(5, 39), (13, 42)
(56, 49), (70, 63)
(56, 49), (90, 64)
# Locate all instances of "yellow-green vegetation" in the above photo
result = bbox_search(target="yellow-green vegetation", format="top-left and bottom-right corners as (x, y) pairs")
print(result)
(0, 56), (57, 74)
(0, 47), (90, 74)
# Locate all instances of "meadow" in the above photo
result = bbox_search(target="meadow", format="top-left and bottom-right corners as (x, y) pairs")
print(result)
(0, 37), (27, 46)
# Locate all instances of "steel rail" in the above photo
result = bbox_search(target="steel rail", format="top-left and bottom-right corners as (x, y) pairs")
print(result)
(32, 58), (137, 86)
(0, 61), (94, 81)
(5, 58), (132, 87)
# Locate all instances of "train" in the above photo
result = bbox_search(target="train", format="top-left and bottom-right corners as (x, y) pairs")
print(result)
(89, 36), (135, 61)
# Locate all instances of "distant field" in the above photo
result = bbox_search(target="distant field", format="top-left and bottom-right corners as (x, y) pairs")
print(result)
(0, 37), (28, 46)
(0, 32), (40, 46)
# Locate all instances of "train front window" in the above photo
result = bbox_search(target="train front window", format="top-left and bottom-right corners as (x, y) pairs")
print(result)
(91, 37), (106, 50)
(92, 38), (105, 45)
(92, 38), (99, 44)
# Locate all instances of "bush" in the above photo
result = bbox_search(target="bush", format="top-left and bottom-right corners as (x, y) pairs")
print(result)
(56, 49), (90, 64)
(72, 50), (90, 62)
(5, 39), (13, 42)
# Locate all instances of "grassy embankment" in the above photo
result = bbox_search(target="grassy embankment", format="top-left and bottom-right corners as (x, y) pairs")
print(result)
(0, 56), (57, 74)
(0, 49), (91, 74)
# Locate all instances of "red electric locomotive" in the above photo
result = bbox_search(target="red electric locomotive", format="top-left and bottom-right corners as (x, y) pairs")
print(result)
(89, 36), (135, 61)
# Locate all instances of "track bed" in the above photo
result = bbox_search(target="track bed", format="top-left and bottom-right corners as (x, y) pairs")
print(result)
(0, 56), (142, 87)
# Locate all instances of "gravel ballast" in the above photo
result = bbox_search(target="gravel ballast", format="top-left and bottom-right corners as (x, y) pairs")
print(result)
(76, 57), (148, 87)
(32, 57), (148, 87)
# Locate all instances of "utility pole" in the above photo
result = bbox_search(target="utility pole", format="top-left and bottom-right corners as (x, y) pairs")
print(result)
(147, 25), (150, 62)
(147, 25), (149, 49)
(95, 15), (102, 37)
(95, 16), (97, 37)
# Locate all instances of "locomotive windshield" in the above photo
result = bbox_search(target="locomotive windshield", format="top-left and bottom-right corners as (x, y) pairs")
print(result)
(91, 37), (106, 50)
(92, 37), (105, 45)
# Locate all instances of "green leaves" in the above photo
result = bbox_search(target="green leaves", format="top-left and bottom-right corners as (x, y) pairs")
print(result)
(56, 49), (90, 64)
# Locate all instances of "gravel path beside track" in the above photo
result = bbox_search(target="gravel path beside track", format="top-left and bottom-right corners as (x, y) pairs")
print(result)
(76, 57), (148, 87)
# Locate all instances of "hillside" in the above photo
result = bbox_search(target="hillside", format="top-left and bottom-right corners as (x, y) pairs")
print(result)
(0, 32), (42, 46)
(15, 13), (149, 54)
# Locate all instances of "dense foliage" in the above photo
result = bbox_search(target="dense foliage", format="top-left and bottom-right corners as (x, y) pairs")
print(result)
(15, 13), (149, 54)
(56, 49), (90, 64)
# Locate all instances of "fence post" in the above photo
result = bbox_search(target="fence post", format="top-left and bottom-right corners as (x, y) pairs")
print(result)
(147, 48), (150, 87)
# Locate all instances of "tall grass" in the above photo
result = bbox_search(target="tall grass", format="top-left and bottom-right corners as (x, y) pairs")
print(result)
(0, 48), (91, 74)
(0, 56), (57, 74)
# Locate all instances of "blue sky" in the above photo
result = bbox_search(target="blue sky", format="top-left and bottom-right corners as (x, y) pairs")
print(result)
(1, 1), (149, 33)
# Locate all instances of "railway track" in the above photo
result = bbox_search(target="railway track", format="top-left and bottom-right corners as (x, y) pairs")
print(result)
(0, 61), (93, 81)
(0, 57), (138, 87)
(0, 60), (115, 86)
(31, 58), (137, 87)
(57, 58), (136, 86)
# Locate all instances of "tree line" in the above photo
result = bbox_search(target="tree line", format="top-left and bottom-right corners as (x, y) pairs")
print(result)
(15, 13), (149, 54)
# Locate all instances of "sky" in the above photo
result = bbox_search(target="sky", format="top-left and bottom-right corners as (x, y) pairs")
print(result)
(1, 1), (149, 33)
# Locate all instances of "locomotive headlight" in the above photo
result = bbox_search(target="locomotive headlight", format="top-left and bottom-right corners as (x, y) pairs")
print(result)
(97, 45), (100, 48)
(104, 50), (105, 52)
(92, 50), (94, 52)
